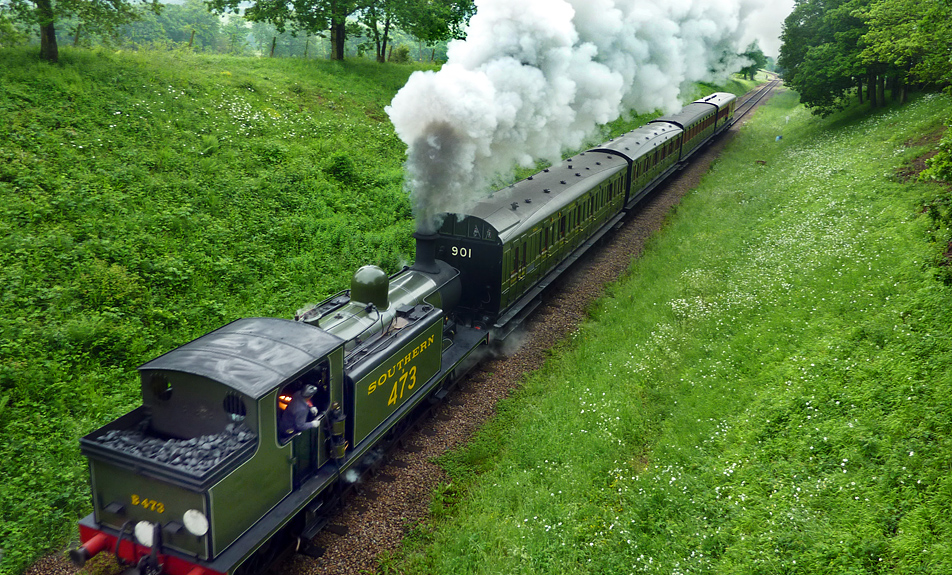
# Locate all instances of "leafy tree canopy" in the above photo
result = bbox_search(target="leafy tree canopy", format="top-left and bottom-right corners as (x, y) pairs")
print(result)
(779, 0), (952, 115)
(205, 0), (472, 61)
(738, 41), (767, 81)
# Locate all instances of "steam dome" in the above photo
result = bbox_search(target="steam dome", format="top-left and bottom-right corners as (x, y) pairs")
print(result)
(351, 265), (389, 309)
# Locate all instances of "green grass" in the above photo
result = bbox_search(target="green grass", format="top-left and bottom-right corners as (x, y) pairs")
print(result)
(0, 46), (429, 575)
(384, 91), (952, 574)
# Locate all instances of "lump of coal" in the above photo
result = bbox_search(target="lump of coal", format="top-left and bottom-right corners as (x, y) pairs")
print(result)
(96, 423), (257, 475)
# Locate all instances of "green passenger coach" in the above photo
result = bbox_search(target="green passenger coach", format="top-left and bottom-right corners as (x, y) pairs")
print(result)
(436, 150), (628, 335)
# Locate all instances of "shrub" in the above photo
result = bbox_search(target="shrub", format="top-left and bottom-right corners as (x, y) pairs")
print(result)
(390, 45), (411, 64)
(921, 119), (952, 183)
(324, 151), (359, 184)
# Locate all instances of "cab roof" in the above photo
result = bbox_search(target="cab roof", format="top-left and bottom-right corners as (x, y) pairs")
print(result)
(138, 317), (343, 399)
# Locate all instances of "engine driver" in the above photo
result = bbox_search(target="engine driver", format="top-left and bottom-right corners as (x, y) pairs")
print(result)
(280, 384), (322, 437)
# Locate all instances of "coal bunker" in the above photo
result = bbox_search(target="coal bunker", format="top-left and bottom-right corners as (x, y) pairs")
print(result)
(96, 422), (257, 475)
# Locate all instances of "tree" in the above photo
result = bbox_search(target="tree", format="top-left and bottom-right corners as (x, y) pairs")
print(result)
(122, 0), (228, 51)
(778, 0), (872, 116)
(354, 0), (471, 63)
(738, 41), (767, 81)
(357, 0), (395, 62)
(5, 0), (161, 62)
(393, 0), (472, 49)
(860, 0), (952, 96)
(208, 0), (471, 62)
(779, 0), (952, 114)
(0, 5), (31, 46)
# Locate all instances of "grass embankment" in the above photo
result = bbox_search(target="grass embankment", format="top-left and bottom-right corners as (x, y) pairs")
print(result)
(0, 45), (755, 574)
(387, 91), (952, 573)
(0, 47), (425, 575)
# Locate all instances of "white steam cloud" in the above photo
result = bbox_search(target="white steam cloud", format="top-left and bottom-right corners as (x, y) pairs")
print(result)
(386, 0), (769, 233)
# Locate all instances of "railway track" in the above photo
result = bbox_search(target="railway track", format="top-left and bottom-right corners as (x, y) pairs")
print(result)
(735, 76), (781, 121)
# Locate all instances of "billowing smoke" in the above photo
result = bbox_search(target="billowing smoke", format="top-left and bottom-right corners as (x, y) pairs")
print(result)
(386, 0), (769, 233)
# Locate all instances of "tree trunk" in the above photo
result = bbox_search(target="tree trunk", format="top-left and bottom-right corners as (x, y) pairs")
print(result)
(330, 18), (346, 60)
(876, 74), (886, 107)
(270, 36), (276, 57)
(867, 73), (876, 108)
(379, 14), (390, 64)
(37, 0), (58, 63)
(73, 24), (81, 47)
(367, 6), (382, 62)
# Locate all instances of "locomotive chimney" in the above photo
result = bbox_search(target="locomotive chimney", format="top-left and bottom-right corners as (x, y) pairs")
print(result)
(411, 232), (441, 274)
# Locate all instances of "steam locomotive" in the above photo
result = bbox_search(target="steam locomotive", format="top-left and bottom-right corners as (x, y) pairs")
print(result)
(70, 92), (736, 575)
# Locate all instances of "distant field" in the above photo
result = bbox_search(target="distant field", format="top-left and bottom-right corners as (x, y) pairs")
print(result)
(385, 91), (952, 573)
(0, 46), (755, 575)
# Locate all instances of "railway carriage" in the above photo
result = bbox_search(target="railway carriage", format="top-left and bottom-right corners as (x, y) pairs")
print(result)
(434, 151), (628, 336)
(651, 92), (737, 162)
(590, 121), (683, 208)
(699, 92), (738, 133)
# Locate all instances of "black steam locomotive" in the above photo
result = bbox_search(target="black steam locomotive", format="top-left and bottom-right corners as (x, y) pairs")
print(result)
(70, 92), (736, 575)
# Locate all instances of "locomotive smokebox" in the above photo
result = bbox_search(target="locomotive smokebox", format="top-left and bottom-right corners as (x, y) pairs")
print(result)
(411, 232), (441, 274)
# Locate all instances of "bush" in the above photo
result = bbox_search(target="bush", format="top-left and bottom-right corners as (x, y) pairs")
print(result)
(324, 151), (359, 184)
(922, 119), (952, 183)
(390, 45), (411, 64)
